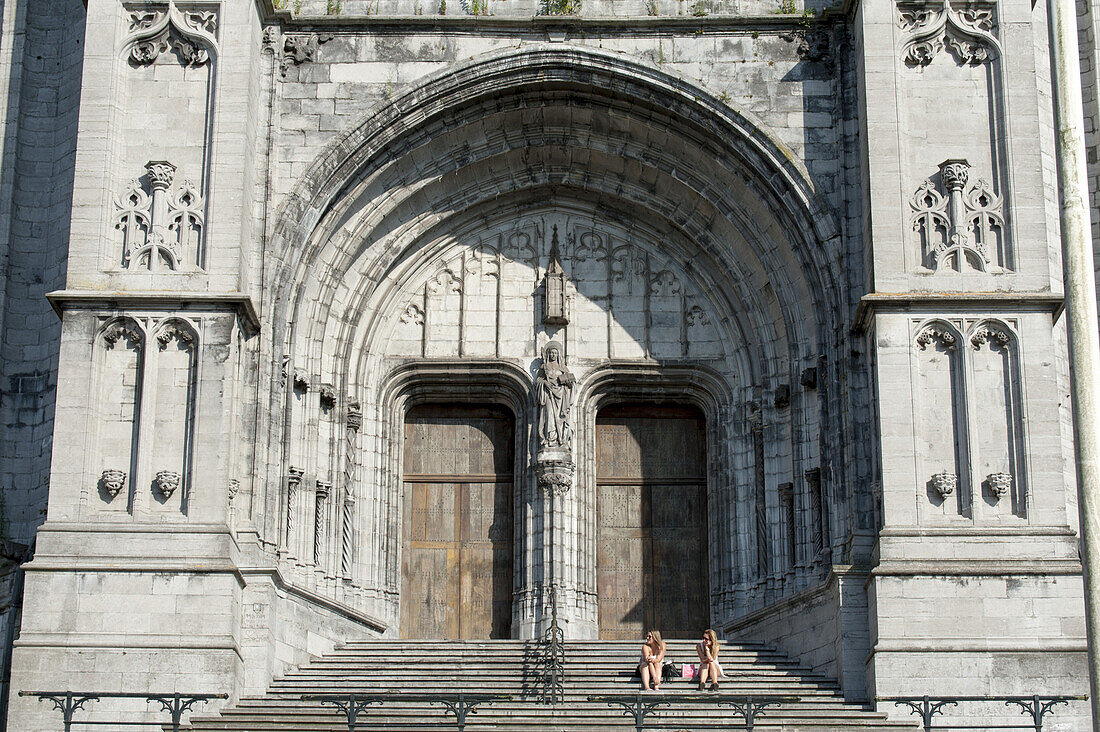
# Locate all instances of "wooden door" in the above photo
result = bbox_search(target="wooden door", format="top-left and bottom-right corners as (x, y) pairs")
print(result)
(401, 405), (514, 639)
(596, 405), (707, 640)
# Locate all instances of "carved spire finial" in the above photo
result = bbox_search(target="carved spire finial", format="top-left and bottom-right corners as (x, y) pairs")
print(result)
(543, 225), (569, 325)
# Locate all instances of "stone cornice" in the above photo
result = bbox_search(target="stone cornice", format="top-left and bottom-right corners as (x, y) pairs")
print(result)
(255, 0), (842, 29)
(871, 559), (1083, 577)
(46, 289), (260, 336)
(853, 292), (1064, 333)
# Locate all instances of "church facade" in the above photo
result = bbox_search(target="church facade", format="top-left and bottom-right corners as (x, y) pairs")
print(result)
(0, 0), (1094, 728)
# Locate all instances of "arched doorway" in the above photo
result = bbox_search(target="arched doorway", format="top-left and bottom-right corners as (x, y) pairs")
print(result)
(595, 404), (708, 639)
(400, 404), (515, 639)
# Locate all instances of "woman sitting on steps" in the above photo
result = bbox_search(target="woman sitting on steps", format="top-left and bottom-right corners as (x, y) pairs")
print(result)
(638, 630), (666, 692)
(696, 628), (724, 691)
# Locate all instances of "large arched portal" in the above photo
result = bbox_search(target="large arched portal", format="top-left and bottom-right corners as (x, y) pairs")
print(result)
(261, 46), (850, 640)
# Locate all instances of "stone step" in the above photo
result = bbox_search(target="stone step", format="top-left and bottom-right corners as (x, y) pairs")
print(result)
(181, 639), (919, 732)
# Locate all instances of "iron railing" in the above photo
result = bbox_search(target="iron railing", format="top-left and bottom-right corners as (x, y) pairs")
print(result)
(303, 692), (512, 732)
(587, 693), (800, 732)
(541, 582), (565, 704)
(19, 691), (227, 732)
(878, 695), (1088, 731)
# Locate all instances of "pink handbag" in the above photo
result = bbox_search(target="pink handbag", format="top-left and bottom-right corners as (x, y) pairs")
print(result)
(682, 663), (698, 679)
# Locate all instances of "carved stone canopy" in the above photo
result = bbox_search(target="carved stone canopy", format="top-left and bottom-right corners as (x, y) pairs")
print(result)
(543, 225), (569, 325)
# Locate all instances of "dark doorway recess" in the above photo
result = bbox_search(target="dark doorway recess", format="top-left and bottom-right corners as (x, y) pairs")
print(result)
(401, 404), (514, 639)
(596, 404), (708, 640)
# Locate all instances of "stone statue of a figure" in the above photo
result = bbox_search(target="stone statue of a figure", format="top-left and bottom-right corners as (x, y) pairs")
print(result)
(536, 340), (576, 450)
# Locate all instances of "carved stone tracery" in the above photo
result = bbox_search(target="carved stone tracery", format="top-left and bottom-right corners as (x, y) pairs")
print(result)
(916, 324), (957, 350)
(115, 161), (205, 270)
(898, 0), (998, 66)
(910, 159), (1004, 271)
(157, 323), (195, 350)
(124, 3), (219, 68)
(970, 323), (1012, 349)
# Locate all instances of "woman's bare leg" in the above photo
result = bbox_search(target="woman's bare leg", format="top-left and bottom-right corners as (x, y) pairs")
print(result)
(651, 662), (661, 690)
(639, 663), (651, 691)
(708, 662), (720, 690)
(698, 664), (709, 690)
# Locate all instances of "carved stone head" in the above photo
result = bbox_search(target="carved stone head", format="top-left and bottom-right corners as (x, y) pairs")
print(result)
(542, 340), (564, 364)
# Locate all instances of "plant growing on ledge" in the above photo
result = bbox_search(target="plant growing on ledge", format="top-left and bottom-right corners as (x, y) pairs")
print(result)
(327, 0), (342, 12)
(776, 0), (796, 12)
(541, 0), (581, 15)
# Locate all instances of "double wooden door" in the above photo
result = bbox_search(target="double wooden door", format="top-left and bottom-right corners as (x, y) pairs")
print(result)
(596, 405), (708, 639)
(400, 405), (514, 639)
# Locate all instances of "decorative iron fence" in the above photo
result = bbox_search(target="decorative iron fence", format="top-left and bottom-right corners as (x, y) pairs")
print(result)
(302, 692), (512, 732)
(19, 691), (227, 732)
(877, 694), (1088, 731)
(587, 693), (800, 732)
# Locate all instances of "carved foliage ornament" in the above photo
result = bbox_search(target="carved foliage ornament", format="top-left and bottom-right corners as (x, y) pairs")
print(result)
(103, 321), (144, 348)
(930, 471), (957, 499)
(970, 323), (1012, 349)
(157, 322), (195, 350)
(916, 323), (957, 350)
(101, 469), (127, 498)
(125, 3), (219, 67)
(986, 471), (1012, 498)
(898, 0), (998, 66)
(155, 470), (182, 498)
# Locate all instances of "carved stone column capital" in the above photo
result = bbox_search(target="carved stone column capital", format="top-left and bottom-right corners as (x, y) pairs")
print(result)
(346, 402), (363, 432)
(939, 158), (970, 192)
(146, 160), (177, 192)
(536, 449), (574, 495)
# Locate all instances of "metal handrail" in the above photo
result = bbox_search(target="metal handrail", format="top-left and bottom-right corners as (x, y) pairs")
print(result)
(587, 692), (800, 732)
(303, 691), (512, 732)
(877, 694), (1089, 731)
(19, 691), (227, 732)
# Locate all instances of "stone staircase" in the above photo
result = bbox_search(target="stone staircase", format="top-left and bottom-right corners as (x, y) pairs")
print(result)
(182, 640), (918, 731)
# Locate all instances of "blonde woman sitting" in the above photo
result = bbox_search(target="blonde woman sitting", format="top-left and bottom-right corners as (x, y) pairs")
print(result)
(638, 630), (667, 691)
(696, 628), (724, 691)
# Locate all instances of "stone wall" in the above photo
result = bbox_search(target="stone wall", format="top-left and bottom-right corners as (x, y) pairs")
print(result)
(0, 0), (1092, 730)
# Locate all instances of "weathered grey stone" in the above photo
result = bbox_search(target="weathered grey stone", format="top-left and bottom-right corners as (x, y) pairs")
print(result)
(0, 0), (1094, 730)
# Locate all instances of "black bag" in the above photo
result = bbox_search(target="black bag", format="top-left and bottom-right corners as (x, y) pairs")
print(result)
(662, 660), (680, 680)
